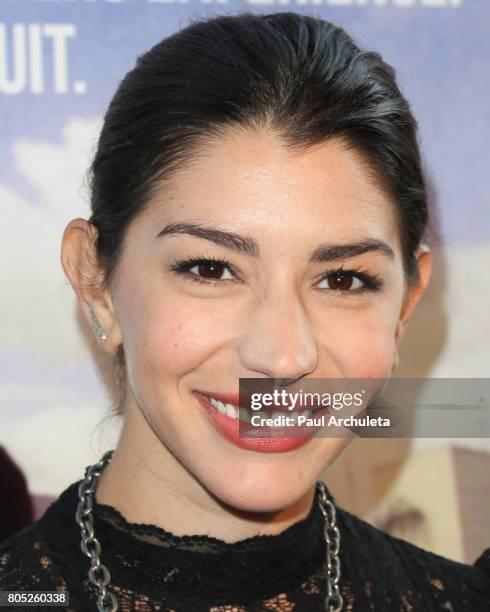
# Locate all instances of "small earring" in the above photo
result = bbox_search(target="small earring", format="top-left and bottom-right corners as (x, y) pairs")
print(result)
(89, 306), (108, 343)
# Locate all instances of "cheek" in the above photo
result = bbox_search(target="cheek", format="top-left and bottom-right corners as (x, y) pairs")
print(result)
(322, 305), (399, 378)
(119, 288), (228, 380)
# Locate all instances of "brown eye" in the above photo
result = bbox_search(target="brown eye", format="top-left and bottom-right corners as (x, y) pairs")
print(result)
(170, 256), (239, 286)
(318, 271), (364, 292)
(326, 272), (353, 291)
(196, 262), (226, 280)
(188, 261), (234, 281)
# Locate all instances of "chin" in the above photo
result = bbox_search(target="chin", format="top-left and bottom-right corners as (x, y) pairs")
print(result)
(182, 433), (351, 514)
(195, 464), (321, 515)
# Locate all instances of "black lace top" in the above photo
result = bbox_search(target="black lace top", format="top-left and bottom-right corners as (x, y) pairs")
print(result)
(1, 479), (489, 611)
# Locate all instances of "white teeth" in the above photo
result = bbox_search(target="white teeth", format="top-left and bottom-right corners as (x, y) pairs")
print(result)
(285, 410), (312, 425)
(208, 397), (238, 420)
(209, 397), (224, 413)
(289, 411), (309, 425)
(225, 403), (236, 419)
(238, 409), (251, 423)
(205, 397), (320, 424)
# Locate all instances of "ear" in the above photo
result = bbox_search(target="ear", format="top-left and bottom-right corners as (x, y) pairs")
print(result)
(395, 244), (432, 347)
(60, 218), (122, 353)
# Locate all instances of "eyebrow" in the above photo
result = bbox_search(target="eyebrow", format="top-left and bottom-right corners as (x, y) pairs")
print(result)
(156, 222), (394, 262)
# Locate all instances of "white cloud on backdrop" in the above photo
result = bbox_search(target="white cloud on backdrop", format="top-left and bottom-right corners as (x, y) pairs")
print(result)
(1, 116), (121, 494)
(0, 116), (489, 494)
(0, 116), (103, 356)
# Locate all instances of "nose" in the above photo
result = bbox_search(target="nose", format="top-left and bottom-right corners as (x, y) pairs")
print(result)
(238, 285), (318, 381)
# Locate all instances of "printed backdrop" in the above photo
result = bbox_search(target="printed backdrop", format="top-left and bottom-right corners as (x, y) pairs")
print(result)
(1, 0), (489, 561)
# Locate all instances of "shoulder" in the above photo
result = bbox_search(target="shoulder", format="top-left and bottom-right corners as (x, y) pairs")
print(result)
(0, 480), (82, 592)
(336, 504), (490, 606)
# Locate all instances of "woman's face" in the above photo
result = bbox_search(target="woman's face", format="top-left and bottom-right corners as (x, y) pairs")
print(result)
(102, 128), (429, 512)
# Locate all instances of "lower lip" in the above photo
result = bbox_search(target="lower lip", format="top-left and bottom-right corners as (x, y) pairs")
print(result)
(194, 391), (325, 453)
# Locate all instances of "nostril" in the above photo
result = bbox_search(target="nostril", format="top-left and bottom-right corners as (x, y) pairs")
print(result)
(274, 377), (300, 386)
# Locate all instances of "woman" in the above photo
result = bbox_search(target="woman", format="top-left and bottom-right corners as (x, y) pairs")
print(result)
(1, 11), (489, 611)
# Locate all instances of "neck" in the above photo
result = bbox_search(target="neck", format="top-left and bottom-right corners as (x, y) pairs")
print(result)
(94, 404), (316, 543)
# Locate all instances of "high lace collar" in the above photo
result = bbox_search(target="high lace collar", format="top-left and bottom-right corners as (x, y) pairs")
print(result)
(45, 479), (332, 605)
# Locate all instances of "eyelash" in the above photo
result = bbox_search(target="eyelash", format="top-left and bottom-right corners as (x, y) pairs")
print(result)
(168, 256), (383, 293)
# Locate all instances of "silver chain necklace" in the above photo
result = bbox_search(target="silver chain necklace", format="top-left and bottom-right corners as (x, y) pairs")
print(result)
(76, 450), (344, 612)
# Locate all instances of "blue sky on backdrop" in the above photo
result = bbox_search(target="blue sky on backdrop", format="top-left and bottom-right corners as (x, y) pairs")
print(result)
(1, 0), (489, 243)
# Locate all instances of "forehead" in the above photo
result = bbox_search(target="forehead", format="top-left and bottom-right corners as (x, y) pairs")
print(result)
(143, 127), (400, 253)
